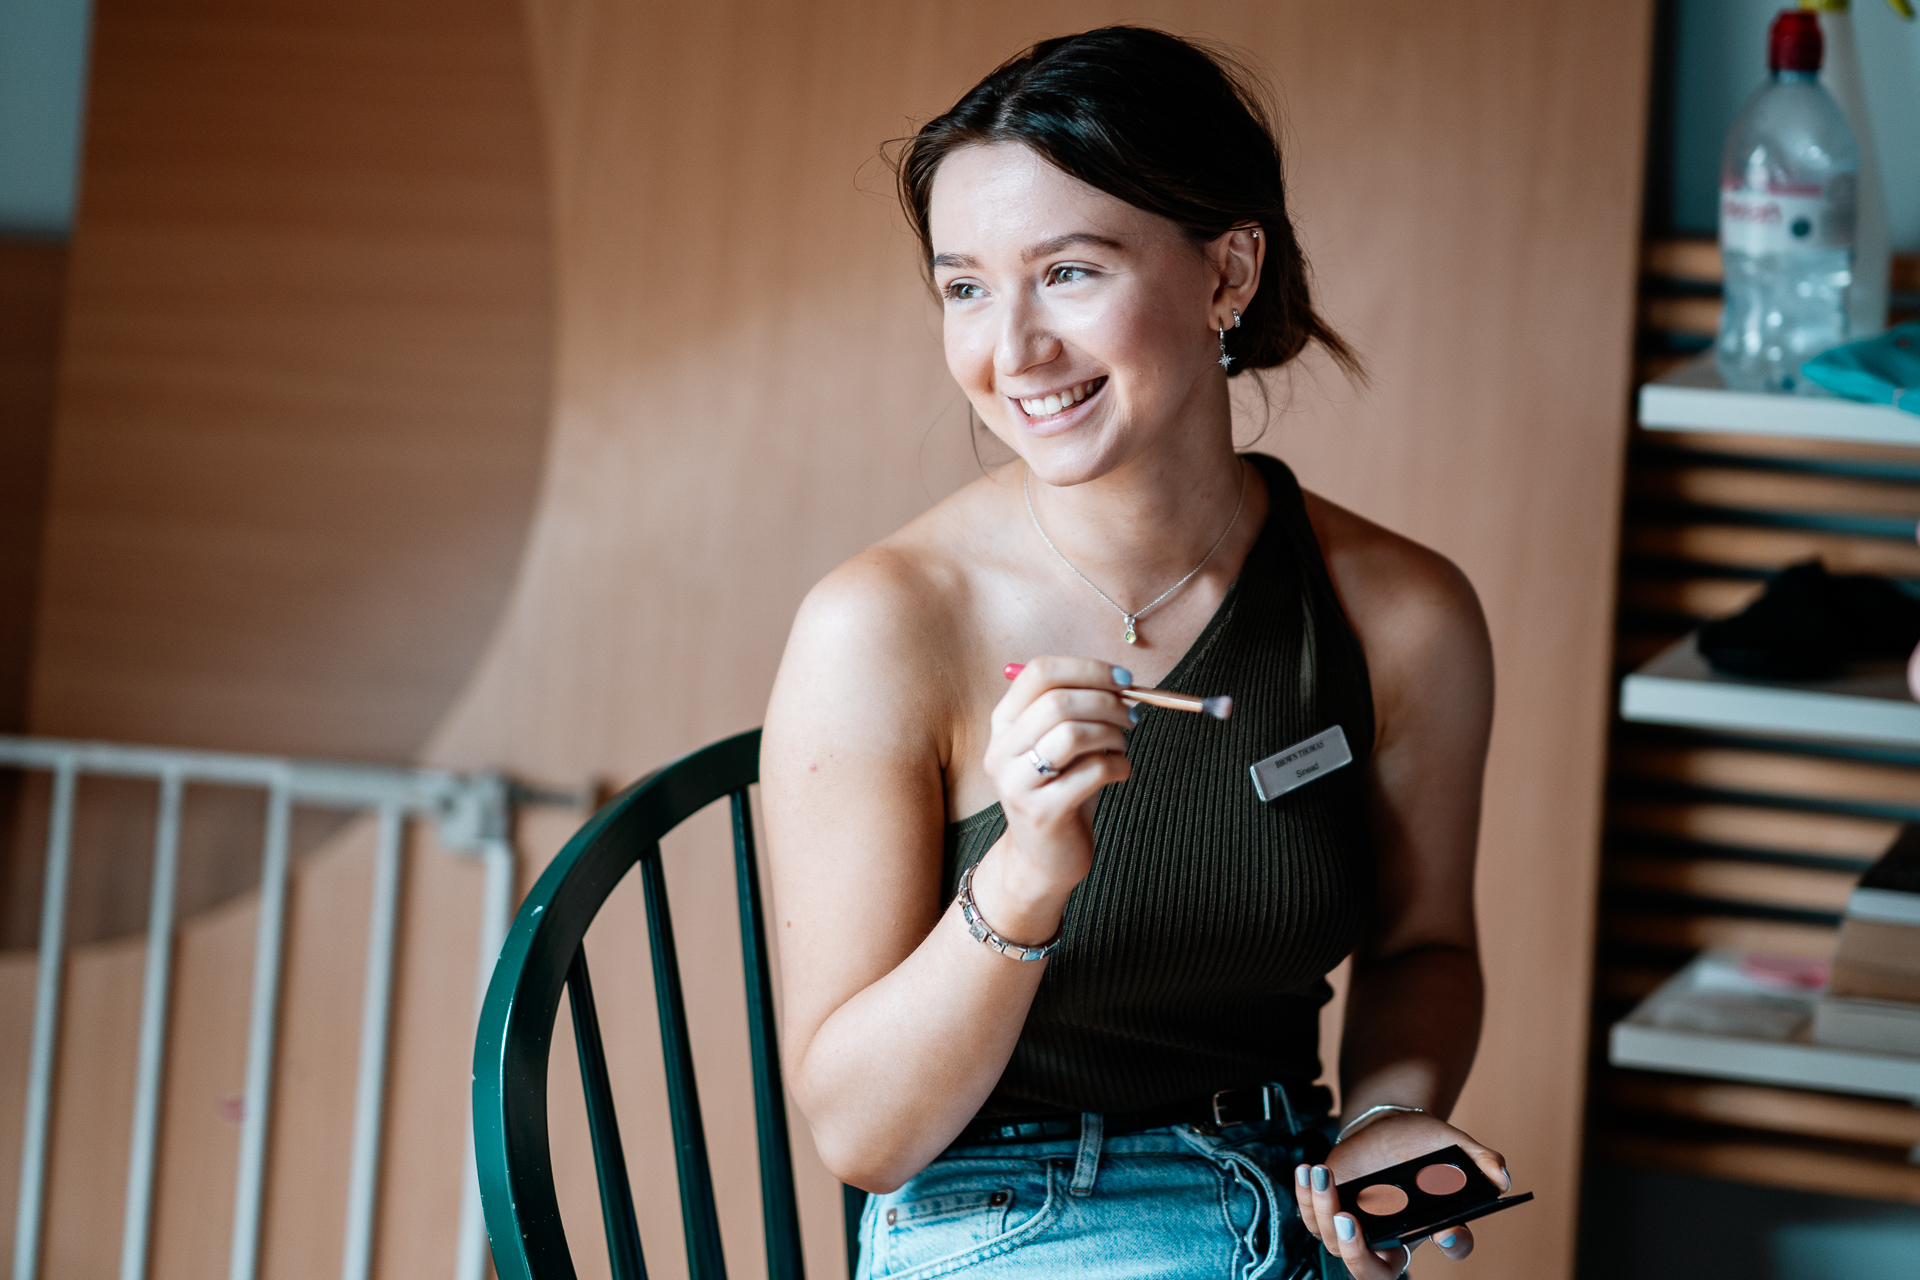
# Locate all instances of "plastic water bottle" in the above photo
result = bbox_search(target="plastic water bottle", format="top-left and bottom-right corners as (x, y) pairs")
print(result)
(1717, 9), (1860, 392)
(1808, 0), (1894, 339)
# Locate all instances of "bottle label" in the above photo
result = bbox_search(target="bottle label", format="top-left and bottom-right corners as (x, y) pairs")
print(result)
(1720, 183), (1856, 255)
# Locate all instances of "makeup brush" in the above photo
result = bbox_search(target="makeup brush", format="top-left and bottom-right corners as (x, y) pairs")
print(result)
(1002, 663), (1233, 720)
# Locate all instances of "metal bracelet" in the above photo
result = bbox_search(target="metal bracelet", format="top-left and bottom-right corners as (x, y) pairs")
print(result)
(1335, 1103), (1426, 1145)
(956, 863), (1061, 962)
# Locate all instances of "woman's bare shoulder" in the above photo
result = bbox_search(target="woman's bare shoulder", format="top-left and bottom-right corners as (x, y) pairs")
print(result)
(1300, 490), (1492, 735)
(768, 473), (1008, 759)
(793, 476), (1003, 657)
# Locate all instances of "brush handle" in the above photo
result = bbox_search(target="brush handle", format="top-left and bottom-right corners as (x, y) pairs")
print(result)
(1001, 663), (1212, 715)
(1121, 687), (1209, 714)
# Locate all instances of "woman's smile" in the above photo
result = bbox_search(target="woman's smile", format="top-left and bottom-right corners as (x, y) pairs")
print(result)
(1010, 375), (1108, 432)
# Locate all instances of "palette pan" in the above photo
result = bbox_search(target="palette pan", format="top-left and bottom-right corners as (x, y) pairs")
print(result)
(1334, 1144), (1533, 1249)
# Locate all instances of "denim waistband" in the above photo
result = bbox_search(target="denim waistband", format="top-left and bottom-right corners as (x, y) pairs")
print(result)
(934, 1114), (1332, 1280)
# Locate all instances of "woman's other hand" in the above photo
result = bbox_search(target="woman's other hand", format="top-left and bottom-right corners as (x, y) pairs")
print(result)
(972, 656), (1134, 939)
(1293, 1111), (1508, 1276)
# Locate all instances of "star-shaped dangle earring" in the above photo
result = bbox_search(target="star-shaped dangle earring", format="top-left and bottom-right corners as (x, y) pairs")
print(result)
(1217, 308), (1242, 371)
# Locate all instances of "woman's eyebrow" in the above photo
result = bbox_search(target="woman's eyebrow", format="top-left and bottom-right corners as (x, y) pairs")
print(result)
(930, 233), (1124, 272)
(1022, 232), (1123, 261)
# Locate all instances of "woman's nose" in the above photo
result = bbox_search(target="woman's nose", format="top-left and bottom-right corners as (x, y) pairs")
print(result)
(994, 300), (1061, 376)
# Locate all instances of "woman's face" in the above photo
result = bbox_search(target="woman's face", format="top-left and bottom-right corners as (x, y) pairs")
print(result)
(927, 143), (1249, 486)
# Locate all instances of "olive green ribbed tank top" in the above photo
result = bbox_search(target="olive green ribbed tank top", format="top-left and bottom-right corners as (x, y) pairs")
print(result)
(946, 453), (1376, 1120)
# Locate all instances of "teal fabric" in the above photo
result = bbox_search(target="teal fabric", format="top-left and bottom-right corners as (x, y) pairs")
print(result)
(1802, 323), (1920, 413)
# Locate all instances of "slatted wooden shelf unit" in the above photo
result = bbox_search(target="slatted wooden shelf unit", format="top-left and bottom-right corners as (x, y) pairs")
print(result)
(1592, 237), (1920, 1205)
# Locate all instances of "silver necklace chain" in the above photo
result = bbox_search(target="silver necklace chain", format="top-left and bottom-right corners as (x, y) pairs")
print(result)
(1023, 459), (1247, 646)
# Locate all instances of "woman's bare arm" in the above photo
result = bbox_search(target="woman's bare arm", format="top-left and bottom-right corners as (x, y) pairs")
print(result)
(1337, 536), (1491, 1128)
(762, 550), (1130, 1191)
(1291, 497), (1501, 1276)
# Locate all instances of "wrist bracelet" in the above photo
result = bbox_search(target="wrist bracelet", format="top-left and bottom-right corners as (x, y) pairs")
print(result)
(957, 863), (1062, 962)
(1336, 1104), (1425, 1144)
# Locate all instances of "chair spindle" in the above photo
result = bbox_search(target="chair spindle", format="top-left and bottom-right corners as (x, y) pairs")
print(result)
(730, 789), (806, 1280)
(567, 948), (648, 1280)
(639, 843), (729, 1279)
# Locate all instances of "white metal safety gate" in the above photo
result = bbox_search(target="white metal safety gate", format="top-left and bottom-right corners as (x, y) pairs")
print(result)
(0, 735), (520, 1280)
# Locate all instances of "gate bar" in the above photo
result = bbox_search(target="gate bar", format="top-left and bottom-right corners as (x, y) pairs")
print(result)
(341, 806), (404, 1280)
(11, 759), (77, 1280)
(119, 768), (184, 1280)
(229, 778), (293, 1280)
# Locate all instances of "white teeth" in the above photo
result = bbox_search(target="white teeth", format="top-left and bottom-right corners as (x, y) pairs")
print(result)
(1019, 379), (1100, 419)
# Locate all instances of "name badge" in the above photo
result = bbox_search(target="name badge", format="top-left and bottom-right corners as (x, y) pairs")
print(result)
(1249, 725), (1352, 803)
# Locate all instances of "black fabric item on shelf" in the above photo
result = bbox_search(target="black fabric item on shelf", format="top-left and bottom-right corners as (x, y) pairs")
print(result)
(1697, 560), (1920, 680)
(1862, 825), (1920, 896)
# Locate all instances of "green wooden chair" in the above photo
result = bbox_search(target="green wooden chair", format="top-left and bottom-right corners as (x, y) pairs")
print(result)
(472, 728), (866, 1279)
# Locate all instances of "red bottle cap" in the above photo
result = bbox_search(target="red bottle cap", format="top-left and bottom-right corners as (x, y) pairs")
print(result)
(1769, 9), (1823, 73)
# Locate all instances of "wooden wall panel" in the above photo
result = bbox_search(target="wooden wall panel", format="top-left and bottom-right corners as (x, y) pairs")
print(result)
(420, 4), (1653, 1278)
(30, 0), (555, 763)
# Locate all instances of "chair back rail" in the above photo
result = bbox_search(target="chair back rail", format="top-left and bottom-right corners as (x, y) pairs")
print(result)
(475, 728), (824, 1280)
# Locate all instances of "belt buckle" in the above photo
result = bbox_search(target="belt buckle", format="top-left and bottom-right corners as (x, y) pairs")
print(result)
(1211, 1084), (1280, 1130)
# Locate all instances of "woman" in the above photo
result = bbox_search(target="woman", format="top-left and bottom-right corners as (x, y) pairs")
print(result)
(763, 27), (1505, 1280)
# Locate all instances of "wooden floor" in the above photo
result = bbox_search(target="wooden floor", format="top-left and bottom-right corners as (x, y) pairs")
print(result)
(1592, 238), (1920, 1205)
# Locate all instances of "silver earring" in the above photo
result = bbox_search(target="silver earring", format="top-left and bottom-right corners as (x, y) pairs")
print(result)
(1217, 326), (1234, 371)
(1231, 308), (1242, 329)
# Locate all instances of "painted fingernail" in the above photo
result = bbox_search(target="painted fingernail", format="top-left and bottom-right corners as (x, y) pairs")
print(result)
(1500, 1164), (1512, 1192)
(1295, 1164), (1310, 1188)
(1311, 1166), (1330, 1193)
(1436, 1232), (1457, 1248)
(1333, 1215), (1355, 1243)
(1111, 666), (1132, 687)
(1003, 663), (1024, 680)
(1128, 705), (1142, 724)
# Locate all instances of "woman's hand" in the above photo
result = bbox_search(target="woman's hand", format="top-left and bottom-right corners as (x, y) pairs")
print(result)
(972, 656), (1135, 939)
(1293, 1112), (1509, 1278)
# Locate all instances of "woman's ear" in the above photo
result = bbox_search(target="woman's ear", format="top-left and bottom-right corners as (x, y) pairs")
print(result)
(1207, 225), (1265, 329)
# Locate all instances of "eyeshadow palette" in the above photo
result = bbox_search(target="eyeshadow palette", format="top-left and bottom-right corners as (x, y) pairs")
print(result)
(1335, 1144), (1534, 1250)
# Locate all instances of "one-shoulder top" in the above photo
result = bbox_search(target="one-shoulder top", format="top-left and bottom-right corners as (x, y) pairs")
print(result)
(944, 452), (1377, 1119)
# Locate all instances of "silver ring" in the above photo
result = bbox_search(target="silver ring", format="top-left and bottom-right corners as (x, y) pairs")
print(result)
(1399, 1244), (1414, 1274)
(1027, 749), (1058, 777)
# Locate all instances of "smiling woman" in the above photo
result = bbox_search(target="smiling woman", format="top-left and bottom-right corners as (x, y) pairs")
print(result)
(761, 27), (1505, 1280)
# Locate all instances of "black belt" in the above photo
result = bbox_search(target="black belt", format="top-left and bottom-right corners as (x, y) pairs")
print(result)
(955, 1081), (1333, 1150)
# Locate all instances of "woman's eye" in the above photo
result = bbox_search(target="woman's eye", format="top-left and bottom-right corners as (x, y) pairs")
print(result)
(944, 281), (984, 301)
(1047, 265), (1091, 286)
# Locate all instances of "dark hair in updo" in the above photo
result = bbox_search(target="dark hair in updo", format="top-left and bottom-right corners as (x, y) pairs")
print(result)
(897, 26), (1361, 381)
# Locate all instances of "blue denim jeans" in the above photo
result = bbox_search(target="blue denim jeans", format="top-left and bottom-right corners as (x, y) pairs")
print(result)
(856, 1114), (1337, 1280)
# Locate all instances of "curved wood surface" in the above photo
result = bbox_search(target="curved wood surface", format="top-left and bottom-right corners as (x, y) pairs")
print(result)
(30, 0), (554, 763)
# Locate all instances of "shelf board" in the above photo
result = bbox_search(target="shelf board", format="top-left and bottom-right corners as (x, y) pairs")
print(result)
(1593, 1131), (1920, 1205)
(1608, 950), (1920, 1103)
(1619, 634), (1920, 748)
(1600, 1074), (1920, 1149)
(1639, 353), (1920, 447)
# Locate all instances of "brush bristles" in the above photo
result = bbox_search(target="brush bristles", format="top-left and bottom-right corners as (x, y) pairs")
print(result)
(1201, 696), (1233, 720)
